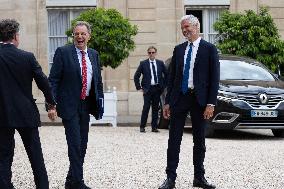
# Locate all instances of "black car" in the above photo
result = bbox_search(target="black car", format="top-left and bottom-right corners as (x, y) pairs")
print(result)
(159, 55), (284, 138)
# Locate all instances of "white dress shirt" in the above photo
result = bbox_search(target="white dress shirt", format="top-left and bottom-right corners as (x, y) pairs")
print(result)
(183, 37), (214, 107)
(183, 37), (201, 89)
(76, 47), (93, 96)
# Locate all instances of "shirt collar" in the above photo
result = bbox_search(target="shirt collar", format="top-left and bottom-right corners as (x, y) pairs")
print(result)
(149, 59), (156, 63)
(188, 37), (201, 47)
(75, 46), (88, 54)
(2, 42), (14, 45)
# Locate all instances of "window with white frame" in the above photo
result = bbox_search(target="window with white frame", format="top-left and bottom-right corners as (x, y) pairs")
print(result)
(47, 8), (93, 70)
(185, 6), (228, 44)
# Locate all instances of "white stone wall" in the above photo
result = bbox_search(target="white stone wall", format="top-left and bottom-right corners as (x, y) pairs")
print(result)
(1, 0), (283, 123)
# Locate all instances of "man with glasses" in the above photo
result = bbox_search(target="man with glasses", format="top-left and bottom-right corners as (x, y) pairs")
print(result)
(134, 46), (167, 133)
(49, 21), (104, 189)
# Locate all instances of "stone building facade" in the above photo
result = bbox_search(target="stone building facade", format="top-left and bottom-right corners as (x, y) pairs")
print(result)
(0, 0), (283, 123)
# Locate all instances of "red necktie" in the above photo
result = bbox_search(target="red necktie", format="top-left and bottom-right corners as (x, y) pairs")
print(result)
(80, 51), (87, 100)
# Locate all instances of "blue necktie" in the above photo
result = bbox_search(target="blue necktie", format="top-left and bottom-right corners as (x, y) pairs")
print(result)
(181, 43), (193, 94)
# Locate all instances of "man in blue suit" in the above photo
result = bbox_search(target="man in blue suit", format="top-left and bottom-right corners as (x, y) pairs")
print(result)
(159, 15), (220, 189)
(0, 19), (56, 189)
(134, 46), (167, 133)
(49, 21), (104, 189)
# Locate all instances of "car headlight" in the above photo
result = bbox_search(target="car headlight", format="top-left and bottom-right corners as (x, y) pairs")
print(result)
(217, 90), (238, 101)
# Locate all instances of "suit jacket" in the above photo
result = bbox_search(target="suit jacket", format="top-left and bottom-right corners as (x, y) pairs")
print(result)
(165, 39), (220, 107)
(0, 44), (55, 128)
(49, 44), (104, 120)
(134, 59), (167, 93)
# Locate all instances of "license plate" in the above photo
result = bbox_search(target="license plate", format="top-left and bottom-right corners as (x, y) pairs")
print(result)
(251, 110), (278, 117)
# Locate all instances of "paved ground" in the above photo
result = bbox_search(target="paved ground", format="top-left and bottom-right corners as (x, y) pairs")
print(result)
(11, 126), (284, 189)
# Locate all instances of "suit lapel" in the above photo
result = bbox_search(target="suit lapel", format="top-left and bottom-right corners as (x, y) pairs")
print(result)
(71, 45), (82, 80)
(88, 48), (96, 75)
(194, 39), (204, 67)
(178, 42), (188, 75)
(145, 59), (151, 76)
(156, 60), (160, 77)
(88, 48), (98, 89)
(88, 48), (100, 101)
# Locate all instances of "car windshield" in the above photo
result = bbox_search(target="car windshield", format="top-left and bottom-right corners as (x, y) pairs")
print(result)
(220, 60), (275, 81)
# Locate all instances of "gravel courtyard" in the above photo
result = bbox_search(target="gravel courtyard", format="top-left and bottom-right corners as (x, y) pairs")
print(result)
(11, 126), (284, 189)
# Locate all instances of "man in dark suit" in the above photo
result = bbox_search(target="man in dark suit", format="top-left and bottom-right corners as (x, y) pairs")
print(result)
(134, 46), (167, 133)
(49, 21), (104, 189)
(0, 19), (56, 189)
(159, 15), (220, 189)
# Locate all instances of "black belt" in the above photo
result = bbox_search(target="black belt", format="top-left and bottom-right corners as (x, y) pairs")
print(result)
(183, 88), (195, 95)
(80, 96), (90, 102)
(151, 84), (160, 87)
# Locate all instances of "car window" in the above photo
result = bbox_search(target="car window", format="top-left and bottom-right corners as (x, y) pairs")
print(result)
(220, 60), (275, 81)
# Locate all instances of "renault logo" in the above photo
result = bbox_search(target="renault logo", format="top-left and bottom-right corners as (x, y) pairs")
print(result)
(259, 93), (268, 104)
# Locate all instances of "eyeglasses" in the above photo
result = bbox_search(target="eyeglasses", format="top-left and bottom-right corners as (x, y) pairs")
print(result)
(148, 51), (156, 54)
(73, 32), (88, 37)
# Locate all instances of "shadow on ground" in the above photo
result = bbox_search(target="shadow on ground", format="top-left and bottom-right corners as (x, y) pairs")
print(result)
(183, 127), (283, 141)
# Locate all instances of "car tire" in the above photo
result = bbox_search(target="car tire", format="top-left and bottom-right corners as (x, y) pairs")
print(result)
(158, 108), (170, 129)
(271, 129), (284, 137)
(205, 125), (215, 138)
(158, 116), (170, 129)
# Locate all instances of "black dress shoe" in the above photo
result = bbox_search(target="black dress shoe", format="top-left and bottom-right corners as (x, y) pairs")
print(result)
(65, 178), (72, 189)
(10, 183), (15, 189)
(193, 177), (216, 189)
(152, 128), (159, 132)
(140, 127), (146, 133)
(70, 181), (91, 189)
(158, 178), (175, 189)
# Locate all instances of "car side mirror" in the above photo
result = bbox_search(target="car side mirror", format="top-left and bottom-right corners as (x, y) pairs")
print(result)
(273, 73), (279, 79)
(273, 73), (284, 81)
(276, 64), (283, 80)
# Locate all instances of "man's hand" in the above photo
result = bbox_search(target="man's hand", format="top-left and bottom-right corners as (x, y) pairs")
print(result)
(163, 104), (171, 119)
(203, 105), (214, 119)
(48, 108), (57, 121)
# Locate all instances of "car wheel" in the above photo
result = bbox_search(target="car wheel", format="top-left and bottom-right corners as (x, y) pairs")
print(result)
(205, 124), (215, 138)
(271, 129), (284, 137)
(158, 107), (170, 129)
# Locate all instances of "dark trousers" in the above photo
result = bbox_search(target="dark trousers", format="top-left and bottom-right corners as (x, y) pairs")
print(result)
(0, 127), (49, 189)
(166, 91), (206, 181)
(140, 85), (161, 129)
(62, 100), (90, 183)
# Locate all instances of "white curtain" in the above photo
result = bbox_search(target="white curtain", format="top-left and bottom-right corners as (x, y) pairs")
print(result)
(48, 9), (86, 70)
(208, 9), (223, 44)
(48, 10), (69, 69)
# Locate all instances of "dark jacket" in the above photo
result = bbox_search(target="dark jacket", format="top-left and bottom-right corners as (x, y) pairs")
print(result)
(0, 44), (55, 128)
(48, 44), (104, 120)
(165, 39), (220, 107)
(134, 59), (167, 93)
